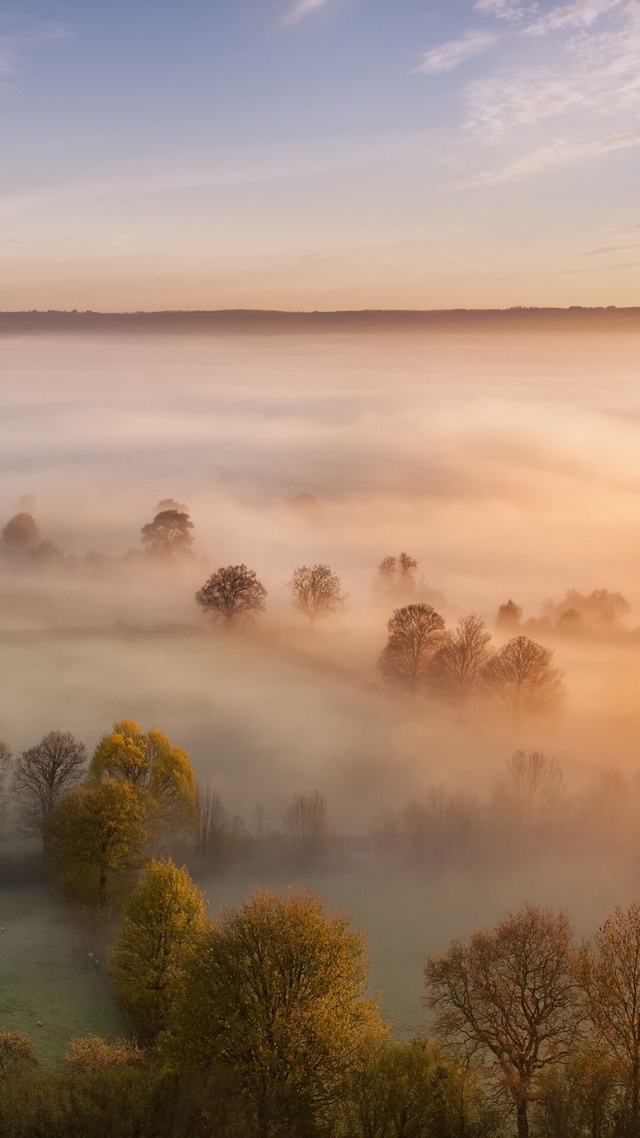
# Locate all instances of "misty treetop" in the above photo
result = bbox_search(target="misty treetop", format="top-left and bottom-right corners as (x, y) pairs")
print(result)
(377, 603), (565, 716)
(140, 502), (194, 560)
(287, 564), (349, 623)
(378, 604), (446, 690)
(195, 564), (267, 625)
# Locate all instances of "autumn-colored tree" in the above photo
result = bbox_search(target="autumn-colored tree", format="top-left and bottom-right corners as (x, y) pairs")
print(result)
(110, 859), (207, 1044)
(63, 1035), (147, 1071)
(89, 720), (196, 834)
(428, 615), (493, 709)
(0, 1033), (37, 1080)
(45, 779), (148, 909)
(164, 890), (385, 1137)
(287, 564), (349, 623)
(425, 904), (578, 1138)
(378, 604), (446, 691)
(575, 903), (640, 1138)
(195, 564), (267, 626)
(346, 1037), (501, 1138)
(140, 507), (194, 559)
(482, 635), (564, 715)
(12, 730), (87, 840)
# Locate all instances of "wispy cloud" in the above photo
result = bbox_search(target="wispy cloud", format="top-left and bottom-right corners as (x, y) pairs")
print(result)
(465, 7), (640, 136)
(281, 0), (331, 27)
(418, 30), (501, 74)
(474, 0), (538, 20)
(464, 129), (640, 185)
(525, 0), (628, 35)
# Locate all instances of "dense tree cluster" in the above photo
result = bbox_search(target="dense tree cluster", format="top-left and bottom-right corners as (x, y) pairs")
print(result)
(4, 893), (640, 1137)
(377, 605), (564, 715)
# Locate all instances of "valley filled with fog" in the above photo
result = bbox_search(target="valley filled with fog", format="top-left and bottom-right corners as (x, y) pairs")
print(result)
(2, 320), (640, 1039)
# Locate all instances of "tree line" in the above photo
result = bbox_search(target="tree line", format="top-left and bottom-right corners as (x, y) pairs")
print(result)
(3, 886), (640, 1138)
(4, 734), (640, 884)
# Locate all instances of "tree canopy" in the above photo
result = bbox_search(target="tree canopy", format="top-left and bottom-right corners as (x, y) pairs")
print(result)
(483, 635), (564, 715)
(425, 904), (577, 1138)
(12, 730), (87, 839)
(89, 720), (196, 833)
(45, 779), (148, 909)
(378, 604), (446, 691)
(195, 564), (267, 625)
(140, 508), (194, 559)
(109, 858), (207, 1044)
(428, 615), (493, 709)
(287, 564), (348, 623)
(576, 903), (640, 1137)
(164, 890), (385, 1135)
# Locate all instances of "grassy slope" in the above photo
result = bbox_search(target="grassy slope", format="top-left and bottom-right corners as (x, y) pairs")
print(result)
(0, 884), (127, 1065)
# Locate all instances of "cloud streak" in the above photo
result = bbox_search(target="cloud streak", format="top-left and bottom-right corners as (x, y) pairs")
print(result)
(281, 0), (332, 27)
(464, 129), (640, 185)
(418, 30), (502, 73)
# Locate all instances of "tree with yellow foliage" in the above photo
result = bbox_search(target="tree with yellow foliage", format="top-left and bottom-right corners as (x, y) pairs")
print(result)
(110, 859), (207, 1044)
(45, 779), (148, 910)
(164, 890), (386, 1137)
(89, 720), (196, 835)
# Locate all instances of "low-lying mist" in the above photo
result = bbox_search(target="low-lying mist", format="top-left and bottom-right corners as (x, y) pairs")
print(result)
(2, 321), (640, 1015)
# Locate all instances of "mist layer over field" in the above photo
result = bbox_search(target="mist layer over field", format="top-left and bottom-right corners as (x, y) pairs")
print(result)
(1, 323), (640, 1033)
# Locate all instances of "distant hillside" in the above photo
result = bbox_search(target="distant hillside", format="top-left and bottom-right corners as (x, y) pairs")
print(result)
(1, 307), (639, 336)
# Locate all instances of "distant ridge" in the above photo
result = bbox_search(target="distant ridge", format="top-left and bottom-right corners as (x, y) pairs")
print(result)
(1, 307), (639, 336)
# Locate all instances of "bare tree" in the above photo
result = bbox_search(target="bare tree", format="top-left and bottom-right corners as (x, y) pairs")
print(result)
(376, 552), (418, 599)
(12, 730), (87, 840)
(195, 564), (267, 625)
(425, 904), (578, 1138)
(400, 786), (480, 865)
(575, 903), (640, 1138)
(195, 782), (229, 861)
(288, 563), (349, 623)
(428, 615), (493, 709)
(378, 604), (446, 691)
(282, 790), (329, 843)
(141, 507), (194, 558)
(483, 635), (564, 715)
(492, 751), (565, 830)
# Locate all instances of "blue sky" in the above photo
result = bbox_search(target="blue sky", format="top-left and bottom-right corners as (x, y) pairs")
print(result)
(2, 0), (639, 309)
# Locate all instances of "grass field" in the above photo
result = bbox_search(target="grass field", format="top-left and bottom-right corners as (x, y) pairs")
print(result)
(0, 884), (127, 1065)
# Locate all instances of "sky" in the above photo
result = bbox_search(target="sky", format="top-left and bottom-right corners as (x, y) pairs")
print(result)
(1, 0), (639, 310)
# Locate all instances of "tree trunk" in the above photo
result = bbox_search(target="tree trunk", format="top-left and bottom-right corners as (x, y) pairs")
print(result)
(516, 1096), (529, 1138)
(629, 1078), (639, 1138)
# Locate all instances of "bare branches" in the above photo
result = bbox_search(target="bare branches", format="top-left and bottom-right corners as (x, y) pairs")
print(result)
(425, 905), (578, 1138)
(12, 731), (87, 839)
(483, 636), (564, 716)
(288, 564), (348, 623)
(195, 564), (267, 626)
(378, 604), (446, 691)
